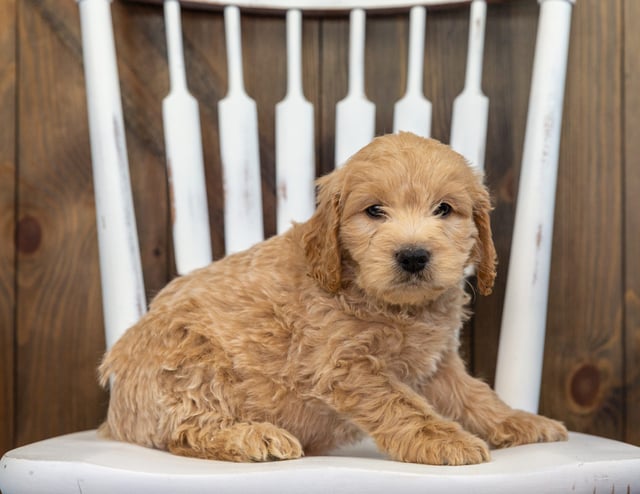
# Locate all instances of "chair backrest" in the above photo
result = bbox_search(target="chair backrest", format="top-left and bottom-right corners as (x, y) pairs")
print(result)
(76, 0), (574, 414)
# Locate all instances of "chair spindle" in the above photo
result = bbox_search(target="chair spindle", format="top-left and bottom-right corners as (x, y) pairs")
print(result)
(218, 5), (264, 255)
(77, 0), (147, 350)
(450, 0), (489, 171)
(276, 9), (316, 234)
(335, 8), (375, 168)
(162, 0), (213, 274)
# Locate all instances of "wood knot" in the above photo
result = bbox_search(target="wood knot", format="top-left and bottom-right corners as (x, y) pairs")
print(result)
(569, 362), (602, 411)
(16, 215), (42, 254)
(498, 167), (517, 204)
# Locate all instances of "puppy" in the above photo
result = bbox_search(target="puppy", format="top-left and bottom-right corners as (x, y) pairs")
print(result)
(99, 133), (567, 465)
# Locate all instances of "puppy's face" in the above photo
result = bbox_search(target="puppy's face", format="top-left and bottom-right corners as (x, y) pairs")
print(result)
(302, 133), (496, 306)
(339, 153), (479, 305)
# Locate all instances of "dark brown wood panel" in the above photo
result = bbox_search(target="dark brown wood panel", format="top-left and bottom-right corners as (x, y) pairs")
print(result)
(0, 0), (16, 457)
(623, 0), (640, 446)
(540, 0), (625, 439)
(319, 15), (348, 173)
(15, 0), (107, 445)
(243, 13), (288, 237)
(112, 2), (173, 294)
(367, 13), (407, 135)
(422, 6), (468, 144)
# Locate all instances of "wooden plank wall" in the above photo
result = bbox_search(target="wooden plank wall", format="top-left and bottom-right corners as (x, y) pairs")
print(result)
(624, 0), (640, 447)
(542, 0), (625, 439)
(1, 0), (638, 455)
(0, 0), (16, 458)
(15, 0), (109, 447)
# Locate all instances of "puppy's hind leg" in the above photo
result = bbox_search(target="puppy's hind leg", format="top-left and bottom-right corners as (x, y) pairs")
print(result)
(168, 415), (304, 462)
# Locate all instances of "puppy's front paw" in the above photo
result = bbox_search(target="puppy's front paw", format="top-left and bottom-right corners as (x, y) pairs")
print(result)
(489, 410), (568, 448)
(240, 422), (304, 461)
(389, 424), (490, 465)
(170, 421), (304, 462)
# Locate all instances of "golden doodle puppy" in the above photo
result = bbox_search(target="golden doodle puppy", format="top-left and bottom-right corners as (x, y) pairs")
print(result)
(99, 133), (567, 465)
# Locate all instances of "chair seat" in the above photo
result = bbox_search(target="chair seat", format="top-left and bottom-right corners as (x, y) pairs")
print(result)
(1, 430), (639, 494)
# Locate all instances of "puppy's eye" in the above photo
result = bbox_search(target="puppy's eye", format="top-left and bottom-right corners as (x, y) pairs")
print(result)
(434, 202), (453, 217)
(365, 205), (386, 219)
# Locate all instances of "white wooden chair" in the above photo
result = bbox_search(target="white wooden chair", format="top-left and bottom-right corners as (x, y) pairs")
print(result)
(1, 0), (640, 492)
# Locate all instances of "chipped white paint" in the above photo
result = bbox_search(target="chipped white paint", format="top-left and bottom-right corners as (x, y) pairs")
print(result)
(77, 0), (146, 350)
(163, 0), (213, 274)
(276, 9), (316, 234)
(450, 0), (488, 171)
(495, 0), (574, 414)
(393, 6), (431, 137)
(218, 5), (264, 254)
(335, 8), (375, 168)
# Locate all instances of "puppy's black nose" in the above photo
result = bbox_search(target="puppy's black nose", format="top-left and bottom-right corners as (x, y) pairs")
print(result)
(395, 247), (430, 274)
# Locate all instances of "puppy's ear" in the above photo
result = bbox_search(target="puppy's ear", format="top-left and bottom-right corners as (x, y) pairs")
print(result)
(471, 181), (497, 295)
(301, 171), (343, 293)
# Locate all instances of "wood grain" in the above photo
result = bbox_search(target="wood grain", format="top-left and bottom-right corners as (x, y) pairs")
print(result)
(243, 13), (287, 238)
(623, 0), (640, 446)
(0, 0), (16, 457)
(111, 2), (173, 293)
(15, 0), (107, 445)
(540, 0), (625, 439)
(319, 15), (347, 173)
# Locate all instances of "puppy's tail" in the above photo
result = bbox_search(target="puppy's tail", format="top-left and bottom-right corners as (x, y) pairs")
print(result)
(97, 349), (116, 389)
(96, 318), (141, 388)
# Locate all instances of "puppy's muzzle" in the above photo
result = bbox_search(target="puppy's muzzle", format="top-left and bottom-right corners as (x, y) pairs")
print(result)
(395, 247), (430, 274)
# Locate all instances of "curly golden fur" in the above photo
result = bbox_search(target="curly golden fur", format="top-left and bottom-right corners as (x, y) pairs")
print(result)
(99, 133), (567, 465)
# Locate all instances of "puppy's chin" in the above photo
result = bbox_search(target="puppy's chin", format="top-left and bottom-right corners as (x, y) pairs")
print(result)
(364, 276), (451, 307)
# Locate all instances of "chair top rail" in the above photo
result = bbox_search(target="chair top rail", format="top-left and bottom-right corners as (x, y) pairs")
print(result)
(134, 0), (473, 14)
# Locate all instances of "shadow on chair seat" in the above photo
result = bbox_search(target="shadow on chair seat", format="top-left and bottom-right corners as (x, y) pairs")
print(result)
(1, 430), (639, 493)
